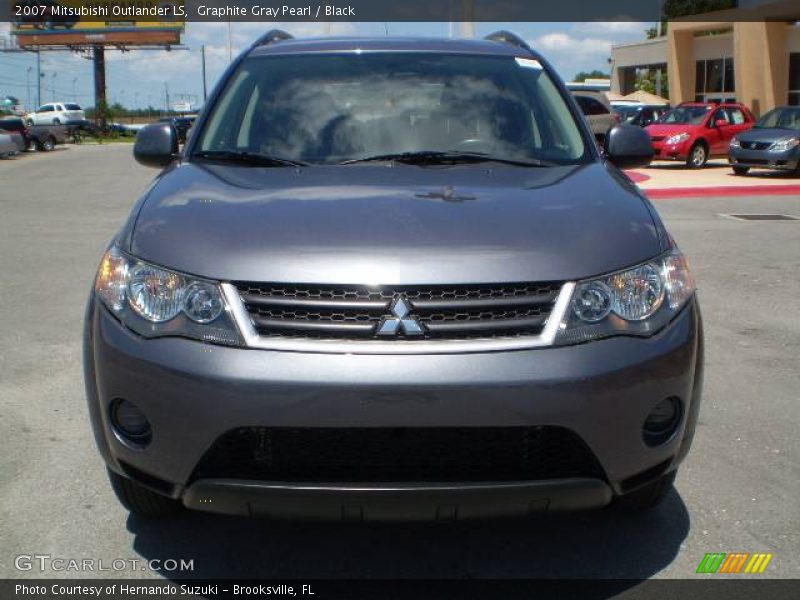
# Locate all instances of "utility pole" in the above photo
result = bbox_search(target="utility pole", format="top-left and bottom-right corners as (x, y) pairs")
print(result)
(26, 67), (32, 111)
(201, 45), (207, 103)
(51, 72), (56, 101)
(36, 48), (41, 107)
(164, 82), (170, 115)
(72, 77), (77, 102)
(460, 0), (475, 38)
(227, 19), (233, 63)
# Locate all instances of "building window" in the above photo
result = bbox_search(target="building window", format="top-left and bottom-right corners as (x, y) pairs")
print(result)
(790, 53), (800, 106)
(695, 57), (735, 102)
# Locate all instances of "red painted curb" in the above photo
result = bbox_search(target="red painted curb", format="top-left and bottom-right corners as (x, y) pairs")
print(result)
(643, 184), (800, 199)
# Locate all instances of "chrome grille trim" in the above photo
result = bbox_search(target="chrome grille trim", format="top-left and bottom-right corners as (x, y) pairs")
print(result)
(222, 282), (576, 355)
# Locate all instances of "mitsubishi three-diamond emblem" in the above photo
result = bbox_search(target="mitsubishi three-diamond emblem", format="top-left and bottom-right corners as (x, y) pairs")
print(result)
(377, 295), (424, 337)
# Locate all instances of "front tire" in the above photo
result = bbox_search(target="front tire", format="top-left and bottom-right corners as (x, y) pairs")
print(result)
(40, 136), (55, 151)
(686, 143), (707, 169)
(732, 166), (749, 176)
(107, 469), (183, 518)
(613, 470), (676, 512)
(53, 118), (61, 125)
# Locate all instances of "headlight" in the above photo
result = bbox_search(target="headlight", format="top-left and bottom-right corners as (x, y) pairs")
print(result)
(665, 133), (690, 145)
(770, 137), (800, 152)
(94, 247), (243, 346)
(729, 137), (740, 149)
(555, 248), (695, 345)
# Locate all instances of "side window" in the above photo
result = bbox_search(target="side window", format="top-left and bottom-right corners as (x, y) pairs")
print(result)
(55, 104), (64, 111)
(710, 109), (727, 126)
(727, 108), (745, 124)
(577, 96), (609, 116)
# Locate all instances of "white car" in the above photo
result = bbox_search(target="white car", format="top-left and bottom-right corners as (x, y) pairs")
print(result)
(26, 102), (85, 126)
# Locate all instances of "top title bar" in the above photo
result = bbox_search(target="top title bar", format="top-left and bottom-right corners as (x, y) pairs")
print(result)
(3, 0), (799, 23)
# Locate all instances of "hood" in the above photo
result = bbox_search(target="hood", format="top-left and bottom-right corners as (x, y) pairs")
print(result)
(736, 127), (800, 143)
(645, 123), (701, 137)
(128, 162), (663, 285)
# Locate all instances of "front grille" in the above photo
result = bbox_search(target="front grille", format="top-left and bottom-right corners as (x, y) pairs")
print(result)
(191, 427), (606, 483)
(740, 141), (771, 150)
(235, 282), (561, 341)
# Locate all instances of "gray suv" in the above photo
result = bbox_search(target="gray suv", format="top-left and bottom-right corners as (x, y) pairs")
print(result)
(84, 31), (703, 520)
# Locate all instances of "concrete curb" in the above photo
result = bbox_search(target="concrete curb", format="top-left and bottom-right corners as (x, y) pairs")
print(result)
(644, 184), (800, 199)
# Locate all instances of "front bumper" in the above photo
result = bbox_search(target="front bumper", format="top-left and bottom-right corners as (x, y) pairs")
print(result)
(729, 147), (800, 171)
(84, 296), (703, 520)
(651, 140), (689, 160)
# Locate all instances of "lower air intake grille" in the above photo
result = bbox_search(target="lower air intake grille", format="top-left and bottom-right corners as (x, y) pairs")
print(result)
(191, 427), (606, 483)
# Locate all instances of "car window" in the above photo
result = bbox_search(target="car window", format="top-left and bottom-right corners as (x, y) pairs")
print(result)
(724, 108), (745, 125)
(199, 53), (589, 165)
(576, 96), (609, 116)
(657, 106), (711, 125)
(755, 107), (800, 129)
(64, 103), (81, 111)
(38, 105), (52, 112)
(710, 109), (728, 125)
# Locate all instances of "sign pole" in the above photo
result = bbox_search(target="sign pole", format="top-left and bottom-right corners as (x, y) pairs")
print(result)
(93, 45), (107, 129)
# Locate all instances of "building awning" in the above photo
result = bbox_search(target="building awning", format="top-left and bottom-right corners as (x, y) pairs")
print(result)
(623, 90), (670, 106)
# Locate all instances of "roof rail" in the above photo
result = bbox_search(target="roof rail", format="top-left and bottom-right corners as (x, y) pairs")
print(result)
(484, 30), (532, 53)
(251, 29), (294, 49)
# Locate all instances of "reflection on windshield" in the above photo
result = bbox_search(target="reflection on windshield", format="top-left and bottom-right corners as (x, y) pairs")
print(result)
(657, 106), (711, 125)
(197, 53), (588, 166)
(755, 107), (800, 130)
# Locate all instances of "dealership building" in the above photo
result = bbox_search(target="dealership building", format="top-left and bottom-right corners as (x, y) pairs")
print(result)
(610, 0), (800, 114)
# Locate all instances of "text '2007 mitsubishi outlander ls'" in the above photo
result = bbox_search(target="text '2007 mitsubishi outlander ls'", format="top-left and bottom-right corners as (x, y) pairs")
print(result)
(84, 31), (703, 520)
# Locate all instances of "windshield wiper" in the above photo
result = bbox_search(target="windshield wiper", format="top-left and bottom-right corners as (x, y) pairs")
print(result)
(339, 150), (554, 167)
(193, 150), (308, 167)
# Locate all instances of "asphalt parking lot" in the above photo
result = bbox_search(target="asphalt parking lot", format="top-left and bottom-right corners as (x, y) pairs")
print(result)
(1, 145), (798, 582)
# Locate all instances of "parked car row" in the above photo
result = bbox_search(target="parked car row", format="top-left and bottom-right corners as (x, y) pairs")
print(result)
(0, 117), (68, 153)
(572, 91), (800, 175)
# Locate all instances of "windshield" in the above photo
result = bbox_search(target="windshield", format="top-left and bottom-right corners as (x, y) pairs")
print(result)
(755, 107), (800, 130)
(613, 106), (642, 122)
(196, 53), (587, 165)
(657, 106), (711, 125)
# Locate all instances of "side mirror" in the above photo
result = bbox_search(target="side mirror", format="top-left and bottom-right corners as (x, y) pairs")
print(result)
(603, 124), (654, 169)
(715, 119), (728, 128)
(133, 123), (179, 168)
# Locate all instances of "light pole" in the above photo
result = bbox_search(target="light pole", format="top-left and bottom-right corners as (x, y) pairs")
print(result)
(26, 67), (32, 111)
(51, 72), (56, 102)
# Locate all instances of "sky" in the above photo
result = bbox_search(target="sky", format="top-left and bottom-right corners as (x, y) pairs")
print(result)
(0, 20), (652, 111)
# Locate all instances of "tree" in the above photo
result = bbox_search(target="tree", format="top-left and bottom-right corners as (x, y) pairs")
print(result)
(635, 68), (669, 98)
(649, 0), (738, 38)
(572, 70), (610, 82)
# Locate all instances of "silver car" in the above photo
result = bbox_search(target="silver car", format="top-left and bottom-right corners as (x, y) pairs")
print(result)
(84, 32), (703, 521)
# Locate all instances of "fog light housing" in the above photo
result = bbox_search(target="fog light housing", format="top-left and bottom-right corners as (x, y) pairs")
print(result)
(643, 397), (682, 446)
(110, 399), (152, 446)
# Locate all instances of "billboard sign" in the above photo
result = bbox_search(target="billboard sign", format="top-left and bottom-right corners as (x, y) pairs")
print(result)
(11, 0), (184, 47)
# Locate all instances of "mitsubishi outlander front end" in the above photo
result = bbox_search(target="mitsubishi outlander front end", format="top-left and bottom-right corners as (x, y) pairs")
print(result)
(84, 31), (703, 520)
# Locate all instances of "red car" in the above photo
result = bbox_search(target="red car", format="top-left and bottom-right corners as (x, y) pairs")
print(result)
(645, 102), (754, 168)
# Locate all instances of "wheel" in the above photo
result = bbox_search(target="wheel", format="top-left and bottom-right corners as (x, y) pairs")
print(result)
(686, 143), (707, 169)
(732, 166), (749, 176)
(26, 119), (34, 126)
(107, 469), (183, 517)
(41, 136), (55, 151)
(53, 118), (61, 125)
(613, 470), (676, 512)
